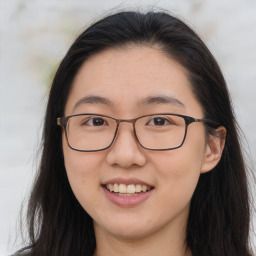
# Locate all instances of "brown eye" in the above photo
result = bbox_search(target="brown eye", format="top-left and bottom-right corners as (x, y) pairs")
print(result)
(82, 117), (108, 126)
(147, 117), (172, 126)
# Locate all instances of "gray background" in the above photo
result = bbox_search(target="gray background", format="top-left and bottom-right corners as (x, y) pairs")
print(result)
(0, 0), (255, 255)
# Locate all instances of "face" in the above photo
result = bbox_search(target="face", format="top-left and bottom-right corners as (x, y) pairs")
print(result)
(62, 46), (218, 241)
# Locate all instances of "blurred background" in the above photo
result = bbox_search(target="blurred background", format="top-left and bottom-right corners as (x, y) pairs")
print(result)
(0, 0), (255, 255)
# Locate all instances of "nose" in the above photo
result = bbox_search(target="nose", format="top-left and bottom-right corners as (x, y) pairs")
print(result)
(106, 122), (147, 168)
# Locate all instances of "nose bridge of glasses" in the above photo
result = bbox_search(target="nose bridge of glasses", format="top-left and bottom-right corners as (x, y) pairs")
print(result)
(118, 118), (136, 124)
(116, 118), (136, 129)
(115, 118), (137, 137)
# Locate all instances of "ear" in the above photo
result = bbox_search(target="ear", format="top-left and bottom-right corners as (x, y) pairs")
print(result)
(201, 126), (226, 173)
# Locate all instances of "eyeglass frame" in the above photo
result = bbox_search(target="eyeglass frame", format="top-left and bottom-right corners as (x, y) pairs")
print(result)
(57, 113), (218, 152)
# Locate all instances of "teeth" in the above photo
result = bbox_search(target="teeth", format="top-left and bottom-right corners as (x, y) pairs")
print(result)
(127, 184), (136, 193)
(142, 185), (147, 192)
(113, 183), (119, 193)
(135, 184), (142, 192)
(119, 184), (127, 193)
(106, 184), (114, 192)
(105, 183), (152, 194)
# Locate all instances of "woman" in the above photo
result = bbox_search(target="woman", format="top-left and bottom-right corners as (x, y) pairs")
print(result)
(16, 10), (253, 256)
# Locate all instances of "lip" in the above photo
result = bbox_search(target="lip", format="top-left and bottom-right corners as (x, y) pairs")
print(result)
(102, 185), (154, 207)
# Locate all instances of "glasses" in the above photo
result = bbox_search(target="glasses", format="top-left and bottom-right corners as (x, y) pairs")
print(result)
(57, 113), (215, 152)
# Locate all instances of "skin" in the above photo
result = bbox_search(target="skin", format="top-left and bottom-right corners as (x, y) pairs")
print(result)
(62, 46), (225, 256)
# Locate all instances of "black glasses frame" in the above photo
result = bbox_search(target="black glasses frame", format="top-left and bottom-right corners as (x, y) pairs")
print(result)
(57, 113), (217, 152)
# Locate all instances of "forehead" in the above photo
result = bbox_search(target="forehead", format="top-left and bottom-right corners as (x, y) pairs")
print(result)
(73, 45), (188, 90)
(65, 46), (203, 117)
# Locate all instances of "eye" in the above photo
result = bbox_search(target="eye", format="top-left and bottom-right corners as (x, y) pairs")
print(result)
(147, 116), (172, 126)
(83, 116), (108, 126)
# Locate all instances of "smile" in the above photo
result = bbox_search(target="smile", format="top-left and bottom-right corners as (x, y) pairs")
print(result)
(105, 183), (153, 196)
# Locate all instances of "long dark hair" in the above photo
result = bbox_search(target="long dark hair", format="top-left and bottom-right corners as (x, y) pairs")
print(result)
(17, 10), (254, 256)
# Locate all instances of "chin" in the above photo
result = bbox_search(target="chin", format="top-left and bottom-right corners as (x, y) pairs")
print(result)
(94, 215), (164, 240)
(107, 225), (153, 240)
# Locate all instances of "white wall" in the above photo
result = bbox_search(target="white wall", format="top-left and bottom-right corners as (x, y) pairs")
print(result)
(0, 0), (255, 255)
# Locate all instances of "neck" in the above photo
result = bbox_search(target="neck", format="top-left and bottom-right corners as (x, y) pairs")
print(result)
(93, 218), (191, 256)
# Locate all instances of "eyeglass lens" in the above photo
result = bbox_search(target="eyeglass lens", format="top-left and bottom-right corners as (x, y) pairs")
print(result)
(65, 114), (187, 151)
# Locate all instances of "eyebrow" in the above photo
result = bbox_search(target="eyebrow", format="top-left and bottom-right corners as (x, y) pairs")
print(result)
(139, 95), (185, 108)
(72, 94), (185, 113)
(72, 95), (113, 112)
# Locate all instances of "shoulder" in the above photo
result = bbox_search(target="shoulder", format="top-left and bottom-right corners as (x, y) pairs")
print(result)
(10, 253), (31, 256)
(10, 253), (30, 256)
(10, 248), (32, 256)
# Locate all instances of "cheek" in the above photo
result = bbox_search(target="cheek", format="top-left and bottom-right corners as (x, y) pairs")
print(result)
(152, 138), (205, 178)
(150, 132), (206, 206)
(62, 132), (102, 176)
(62, 137), (103, 207)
